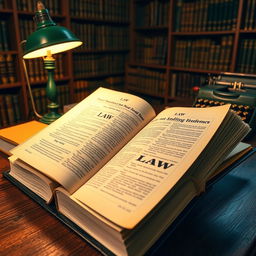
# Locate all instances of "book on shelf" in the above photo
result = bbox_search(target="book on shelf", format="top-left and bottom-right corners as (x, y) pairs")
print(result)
(5, 87), (251, 256)
(16, 0), (60, 15)
(73, 53), (127, 77)
(174, 0), (238, 32)
(5, 54), (16, 83)
(0, 19), (9, 51)
(126, 66), (166, 96)
(0, 0), (6, 9)
(0, 54), (17, 84)
(71, 23), (129, 51)
(236, 38), (256, 74)
(135, 35), (167, 65)
(0, 120), (47, 156)
(244, 0), (256, 30)
(135, 0), (169, 27)
(70, 0), (129, 21)
(0, 93), (23, 127)
(0, 54), (8, 84)
(104, 76), (125, 91)
(173, 36), (233, 71)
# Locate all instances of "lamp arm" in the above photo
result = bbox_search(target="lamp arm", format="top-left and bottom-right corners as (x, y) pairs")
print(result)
(20, 41), (43, 120)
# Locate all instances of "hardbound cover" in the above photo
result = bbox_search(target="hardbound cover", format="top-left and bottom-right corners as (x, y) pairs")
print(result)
(3, 148), (255, 256)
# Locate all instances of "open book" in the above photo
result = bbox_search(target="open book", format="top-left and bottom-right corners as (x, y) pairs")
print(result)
(7, 87), (251, 256)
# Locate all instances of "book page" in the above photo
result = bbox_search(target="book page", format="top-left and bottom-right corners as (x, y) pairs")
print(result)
(73, 105), (231, 228)
(11, 88), (156, 193)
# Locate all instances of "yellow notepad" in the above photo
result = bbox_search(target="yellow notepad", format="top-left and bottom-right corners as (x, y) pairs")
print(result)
(0, 121), (47, 155)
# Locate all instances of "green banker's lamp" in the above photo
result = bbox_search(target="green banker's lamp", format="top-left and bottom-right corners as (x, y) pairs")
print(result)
(22, 1), (82, 124)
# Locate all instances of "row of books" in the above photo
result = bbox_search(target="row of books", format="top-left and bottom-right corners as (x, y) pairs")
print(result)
(243, 0), (256, 30)
(135, 35), (168, 65)
(73, 53), (127, 77)
(0, 84), (74, 128)
(174, 0), (238, 32)
(236, 39), (256, 74)
(0, 0), (6, 9)
(126, 66), (166, 96)
(173, 36), (233, 71)
(0, 54), (16, 85)
(0, 93), (22, 128)
(71, 23), (129, 50)
(74, 76), (125, 103)
(0, 20), (10, 51)
(19, 18), (62, 41)
(29, 84), (70, 118)
(19, 18), (36, 41)
(25, 54), (65, 83)
(170, 72), (207, 99)
(104, 76), (125, 91)
(74, 80), (102, 102)
(16, 0), (61, 15)
(135, 0), (169, 27)
(70, 0), (129, 22)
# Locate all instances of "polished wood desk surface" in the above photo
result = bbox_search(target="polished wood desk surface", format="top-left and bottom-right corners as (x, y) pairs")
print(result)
(0, 137), (256, 256)
(0, 151), (100, 256)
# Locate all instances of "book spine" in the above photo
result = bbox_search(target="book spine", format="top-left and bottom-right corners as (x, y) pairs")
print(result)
(0, 95), (8, 127)
(4, 95), (16, 126)
(251, 40), (256, 73)
(173, 34), (234, 71)
(231, 0), (239, 30)
(224, 35), (233, 70)
(34, 89), (43, 114)
(243, 0), (252, 30)
(73, 53), (127, 77)
(135, 35), (167, 65)
(239, 39), (248, 73)
(104, 76), (125, 91)
(0, 0), (6, 9)
(172, 72), (206, 98)
(71, 22), (129, 51)
(0, 54), (8, 84)
(40, 88), (47, 115)
(244, 39), (254, 73)
(0, 20), (10, 51)
(6, 54), (16, 83)
(126, 66), (166, 96)
(12, 94), (22, 123)
(248, 0), (256, 30)
(72, 0), (127, 21)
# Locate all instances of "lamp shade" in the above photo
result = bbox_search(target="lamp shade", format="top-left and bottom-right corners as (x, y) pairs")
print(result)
(23, 25), (82, 59)
(23, 2), (82, 59)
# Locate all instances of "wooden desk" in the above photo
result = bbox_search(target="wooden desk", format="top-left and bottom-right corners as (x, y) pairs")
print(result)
(0, 151), (100, 256)
(1, 148), (256, 256)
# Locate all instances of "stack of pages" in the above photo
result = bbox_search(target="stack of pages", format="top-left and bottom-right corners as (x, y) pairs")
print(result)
(6, 87), (251, 256)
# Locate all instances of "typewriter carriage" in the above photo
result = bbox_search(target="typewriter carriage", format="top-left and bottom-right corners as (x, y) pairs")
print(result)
(193, 72), (256, 137)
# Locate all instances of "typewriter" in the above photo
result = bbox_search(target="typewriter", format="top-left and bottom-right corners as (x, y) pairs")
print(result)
(193, 72), (256, 137)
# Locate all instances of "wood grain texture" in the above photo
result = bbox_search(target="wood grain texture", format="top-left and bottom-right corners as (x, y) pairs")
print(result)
(0, 152), (100, 256)
(0, 148), (256, 256)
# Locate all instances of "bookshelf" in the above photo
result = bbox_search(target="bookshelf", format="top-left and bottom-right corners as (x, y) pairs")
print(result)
(0, 0), (129, 128)
(125, 0), (255, 109)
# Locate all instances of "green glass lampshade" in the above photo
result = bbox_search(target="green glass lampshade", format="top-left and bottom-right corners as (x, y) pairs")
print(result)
(23, 26), (83, 59)
(23, 3), (82, 59)
(21, 2), (83, 124)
